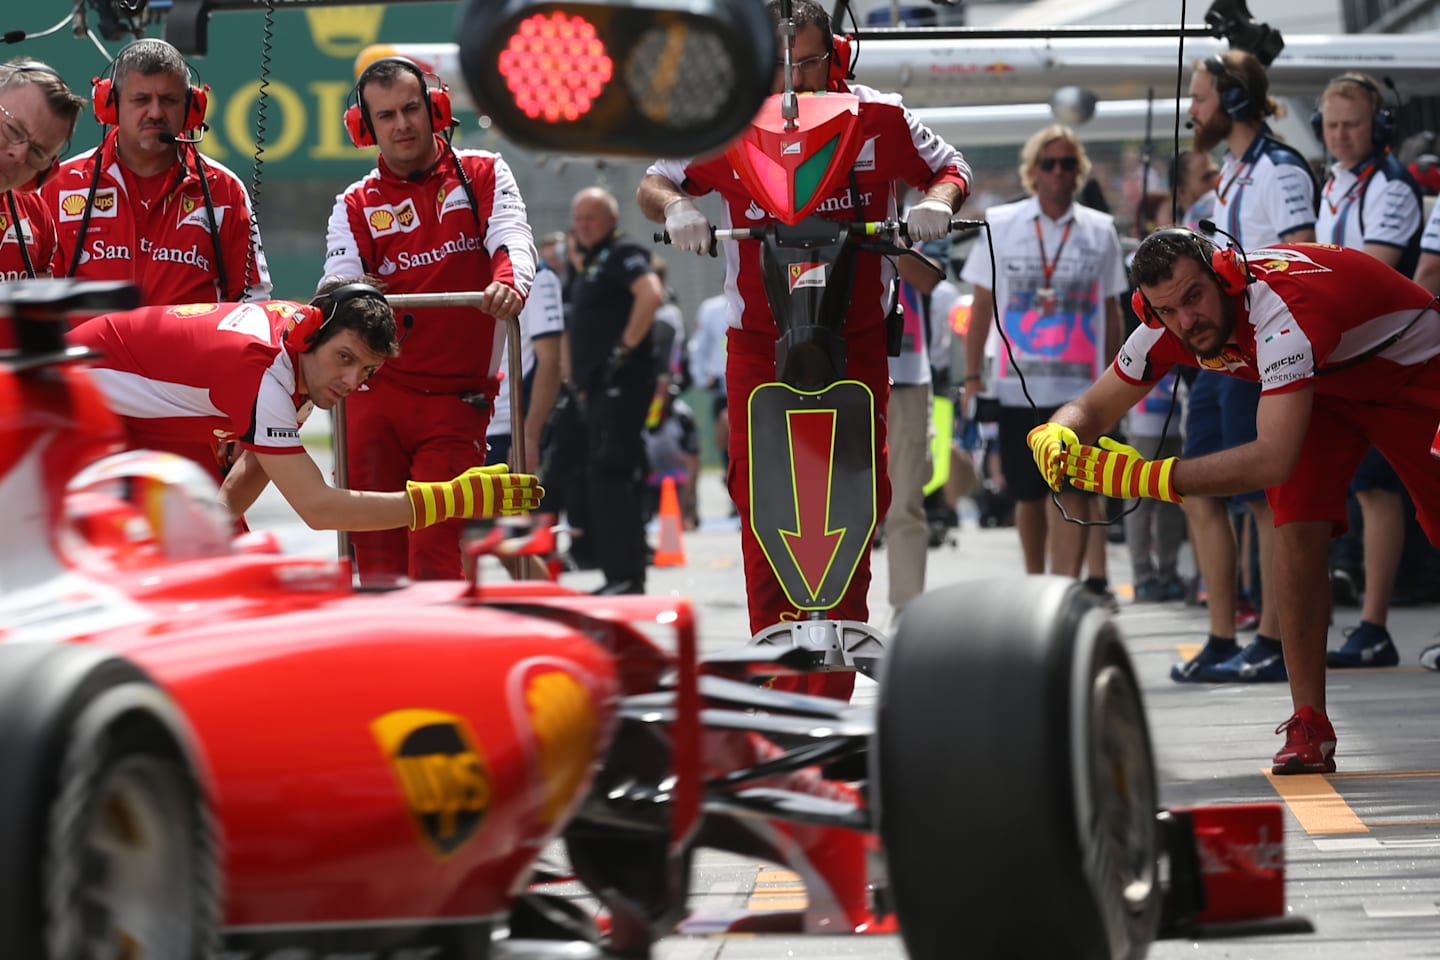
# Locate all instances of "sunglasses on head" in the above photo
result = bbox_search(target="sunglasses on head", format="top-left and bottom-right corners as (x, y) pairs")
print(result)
(1038, 156), (1079, 173)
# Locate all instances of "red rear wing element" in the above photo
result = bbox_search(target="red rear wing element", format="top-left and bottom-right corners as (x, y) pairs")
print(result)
(726, 93), (864, 225)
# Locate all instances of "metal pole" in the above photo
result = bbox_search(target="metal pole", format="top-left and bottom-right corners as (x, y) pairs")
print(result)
(332, 396), (350, 564)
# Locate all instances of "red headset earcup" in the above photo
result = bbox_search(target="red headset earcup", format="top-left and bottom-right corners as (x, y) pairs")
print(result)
(1212, 248), (1249, 294)
(284, 306), (325, 348)
(1131, 289), (1163, 329)
(428, 85), (453, 131)
(344, 103), (373, 147)
(184, 84), (210, 131)
(91, 76), (117, 125)
(829, 34), (854, 88)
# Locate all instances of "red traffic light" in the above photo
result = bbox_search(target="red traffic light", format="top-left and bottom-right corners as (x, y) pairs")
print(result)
(456, 0), (776, 157)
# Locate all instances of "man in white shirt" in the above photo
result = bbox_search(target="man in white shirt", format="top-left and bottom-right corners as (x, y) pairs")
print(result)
(960, 125), (1126, 578)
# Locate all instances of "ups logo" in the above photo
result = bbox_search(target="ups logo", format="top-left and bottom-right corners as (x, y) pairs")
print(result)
(396, 201), (416, 228)
(372, 709), (492, 859)
(93, 192), (116, 212)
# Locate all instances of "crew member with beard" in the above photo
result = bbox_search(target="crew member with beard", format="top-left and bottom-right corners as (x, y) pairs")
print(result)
(1165, 50), (1318, 685)
(1030, 231), (1440, 773)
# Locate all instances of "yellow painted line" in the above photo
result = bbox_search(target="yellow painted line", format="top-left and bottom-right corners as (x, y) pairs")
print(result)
(1116, 582), (1135, 600)
(746, 866), (809, 912)
(755, 869), (801, 884)
(1262, 769), (1369, 835)
(1177, 643), (1201, 661)
(1328, 769), (1440, 781)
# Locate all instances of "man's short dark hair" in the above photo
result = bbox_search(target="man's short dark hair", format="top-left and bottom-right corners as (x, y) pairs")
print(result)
(310, 276), (399, 357)
(767, 0), (833, 51)
(1129, 229), (1218, 291)
(112, 38), (189, 93)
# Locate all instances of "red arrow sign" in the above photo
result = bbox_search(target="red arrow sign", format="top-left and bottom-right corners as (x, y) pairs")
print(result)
(779, 409), (844, 596)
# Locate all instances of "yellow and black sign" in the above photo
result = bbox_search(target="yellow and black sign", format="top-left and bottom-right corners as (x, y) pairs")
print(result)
(372, 708), (493, 859)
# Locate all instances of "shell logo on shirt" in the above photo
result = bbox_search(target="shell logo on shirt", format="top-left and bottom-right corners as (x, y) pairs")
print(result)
(365, 198), (420, 237)
(57, 188), (118, 221)
(1197, 345), (1251, 372)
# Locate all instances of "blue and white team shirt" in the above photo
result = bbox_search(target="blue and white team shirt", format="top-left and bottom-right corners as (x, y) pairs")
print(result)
(960, 196), (1126, 408)
(1316, 151), (1422, 274)
(1213, 128), (1317, 248)
(1419, 195), (1440, 257)
(488, 266), (564, 438)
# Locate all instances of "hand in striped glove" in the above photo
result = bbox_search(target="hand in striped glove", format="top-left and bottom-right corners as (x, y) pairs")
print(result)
(1027, 421), (1079, 491)
(1063, 436), (1182, 503)
(406, 464), (544, 531)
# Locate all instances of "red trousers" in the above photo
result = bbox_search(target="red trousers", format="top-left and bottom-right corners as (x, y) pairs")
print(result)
(344, 377), (491, 582)
(725, 324), (892, 700)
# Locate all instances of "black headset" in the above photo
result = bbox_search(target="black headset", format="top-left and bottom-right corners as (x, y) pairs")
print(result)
(1310, 74), (1395, 150)
(1203, 55), (1253, 122)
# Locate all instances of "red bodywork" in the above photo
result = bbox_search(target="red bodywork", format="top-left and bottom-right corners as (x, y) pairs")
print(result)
(0, 349), (880, 946)
(725, 93), (865, 225)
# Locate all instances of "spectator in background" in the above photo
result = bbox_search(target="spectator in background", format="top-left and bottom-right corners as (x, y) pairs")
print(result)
(568, 186), (663, 595)
(1168, 149), (1220, 229)
(1166, 49), (1316, 684)
(1313, 71), (1423, 669)
(688, 291), (731, 475)
(486, 255), (564, 472)
(960, 125), (1126, 585)
(1125, 372), (1188, 601)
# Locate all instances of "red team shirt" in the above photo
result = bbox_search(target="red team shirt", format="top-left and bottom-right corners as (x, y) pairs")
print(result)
(0, 190), (61, 281)
(1114, 243), (1440, 534)
(321, 145), (535, 396)
(43, 131), (271, 304)
(70, 301), (316, 457)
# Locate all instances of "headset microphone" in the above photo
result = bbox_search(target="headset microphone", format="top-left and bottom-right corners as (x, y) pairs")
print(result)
(1184, 120), (1195, 129)
(158, 128), (207, 145)
(1198, 219), (1243, 251)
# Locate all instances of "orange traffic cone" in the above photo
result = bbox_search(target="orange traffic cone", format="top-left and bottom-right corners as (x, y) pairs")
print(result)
(653, 476), (687, 568)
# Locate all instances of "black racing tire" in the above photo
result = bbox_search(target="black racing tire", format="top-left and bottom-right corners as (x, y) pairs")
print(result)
(876, 576), (1160, 960)
(0, 644), (219, 959)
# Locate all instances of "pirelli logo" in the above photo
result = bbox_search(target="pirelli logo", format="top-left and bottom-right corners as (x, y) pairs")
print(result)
(266, 426), (299, 439)
(372, 709), (492, 859)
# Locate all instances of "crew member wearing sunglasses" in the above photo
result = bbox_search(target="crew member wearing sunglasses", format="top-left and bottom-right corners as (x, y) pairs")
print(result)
(960, 125), (1127, 583)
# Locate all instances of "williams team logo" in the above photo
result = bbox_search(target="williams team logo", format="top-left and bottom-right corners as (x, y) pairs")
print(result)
(364, 198), (420, 237)
(788, 262), (826, 291)
(372, 708), (493, 859)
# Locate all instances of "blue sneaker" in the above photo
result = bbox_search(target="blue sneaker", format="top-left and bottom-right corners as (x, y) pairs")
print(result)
(1327, 622), (1399, 668)
(1421, 642), (1440, 671)
(1197, 638), (1287, 683)
(1170, 637), (1242, 683)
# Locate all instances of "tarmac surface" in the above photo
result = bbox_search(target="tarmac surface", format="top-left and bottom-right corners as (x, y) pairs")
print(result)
(250, 426), (1440, 959)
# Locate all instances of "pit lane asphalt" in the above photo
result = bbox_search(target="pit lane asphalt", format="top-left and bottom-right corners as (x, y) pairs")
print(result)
(250, 429), (1440, 959)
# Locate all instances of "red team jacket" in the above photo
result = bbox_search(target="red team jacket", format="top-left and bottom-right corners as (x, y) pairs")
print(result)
(321, 141), (535, 396)
(42, 130), (271, 305)
(646, 84), (970, 339)
(0, 190), (60, 281)
(70, 300), (315, 456)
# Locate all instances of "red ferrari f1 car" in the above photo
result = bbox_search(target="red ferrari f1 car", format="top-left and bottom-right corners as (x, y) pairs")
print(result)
(0, 280), (1303, 959)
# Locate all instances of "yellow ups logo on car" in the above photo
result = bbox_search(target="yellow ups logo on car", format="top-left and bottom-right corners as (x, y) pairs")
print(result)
(372, 709), (492, 858)
(521, 667), (598, 824)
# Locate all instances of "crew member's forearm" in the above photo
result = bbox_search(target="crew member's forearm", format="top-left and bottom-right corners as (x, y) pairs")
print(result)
(217, 451), (271, 518)
(290, 487), (415, 532)
(923, 182), (964, 211)
(1171, 442), (1290, 498)
(637, 174), (687, 223)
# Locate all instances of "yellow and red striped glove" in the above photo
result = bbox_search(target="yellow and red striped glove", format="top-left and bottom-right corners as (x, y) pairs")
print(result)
(406, 464), (544, 531)
(1027, 421), (1079, 491)
(1064, 437), (1183, 503)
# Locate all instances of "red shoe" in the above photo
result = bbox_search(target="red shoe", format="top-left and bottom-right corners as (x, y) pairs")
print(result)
(1235, 596), (1261, 632)
(1272, 706), (1336, 775)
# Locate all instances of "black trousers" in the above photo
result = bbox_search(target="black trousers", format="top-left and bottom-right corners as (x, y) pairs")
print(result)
(583, 374), (656, 587)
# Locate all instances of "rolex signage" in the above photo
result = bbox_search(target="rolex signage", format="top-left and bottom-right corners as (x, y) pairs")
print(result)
(25, 3), (465, 177)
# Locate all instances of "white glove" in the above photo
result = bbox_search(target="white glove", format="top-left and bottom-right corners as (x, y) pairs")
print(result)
(906, 197), (954, 243)
(664, 197), (712, 255)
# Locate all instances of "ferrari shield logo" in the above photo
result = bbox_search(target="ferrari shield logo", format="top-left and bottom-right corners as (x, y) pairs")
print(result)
(748, 381), (876, 610)
(372, 709), (492, 859)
